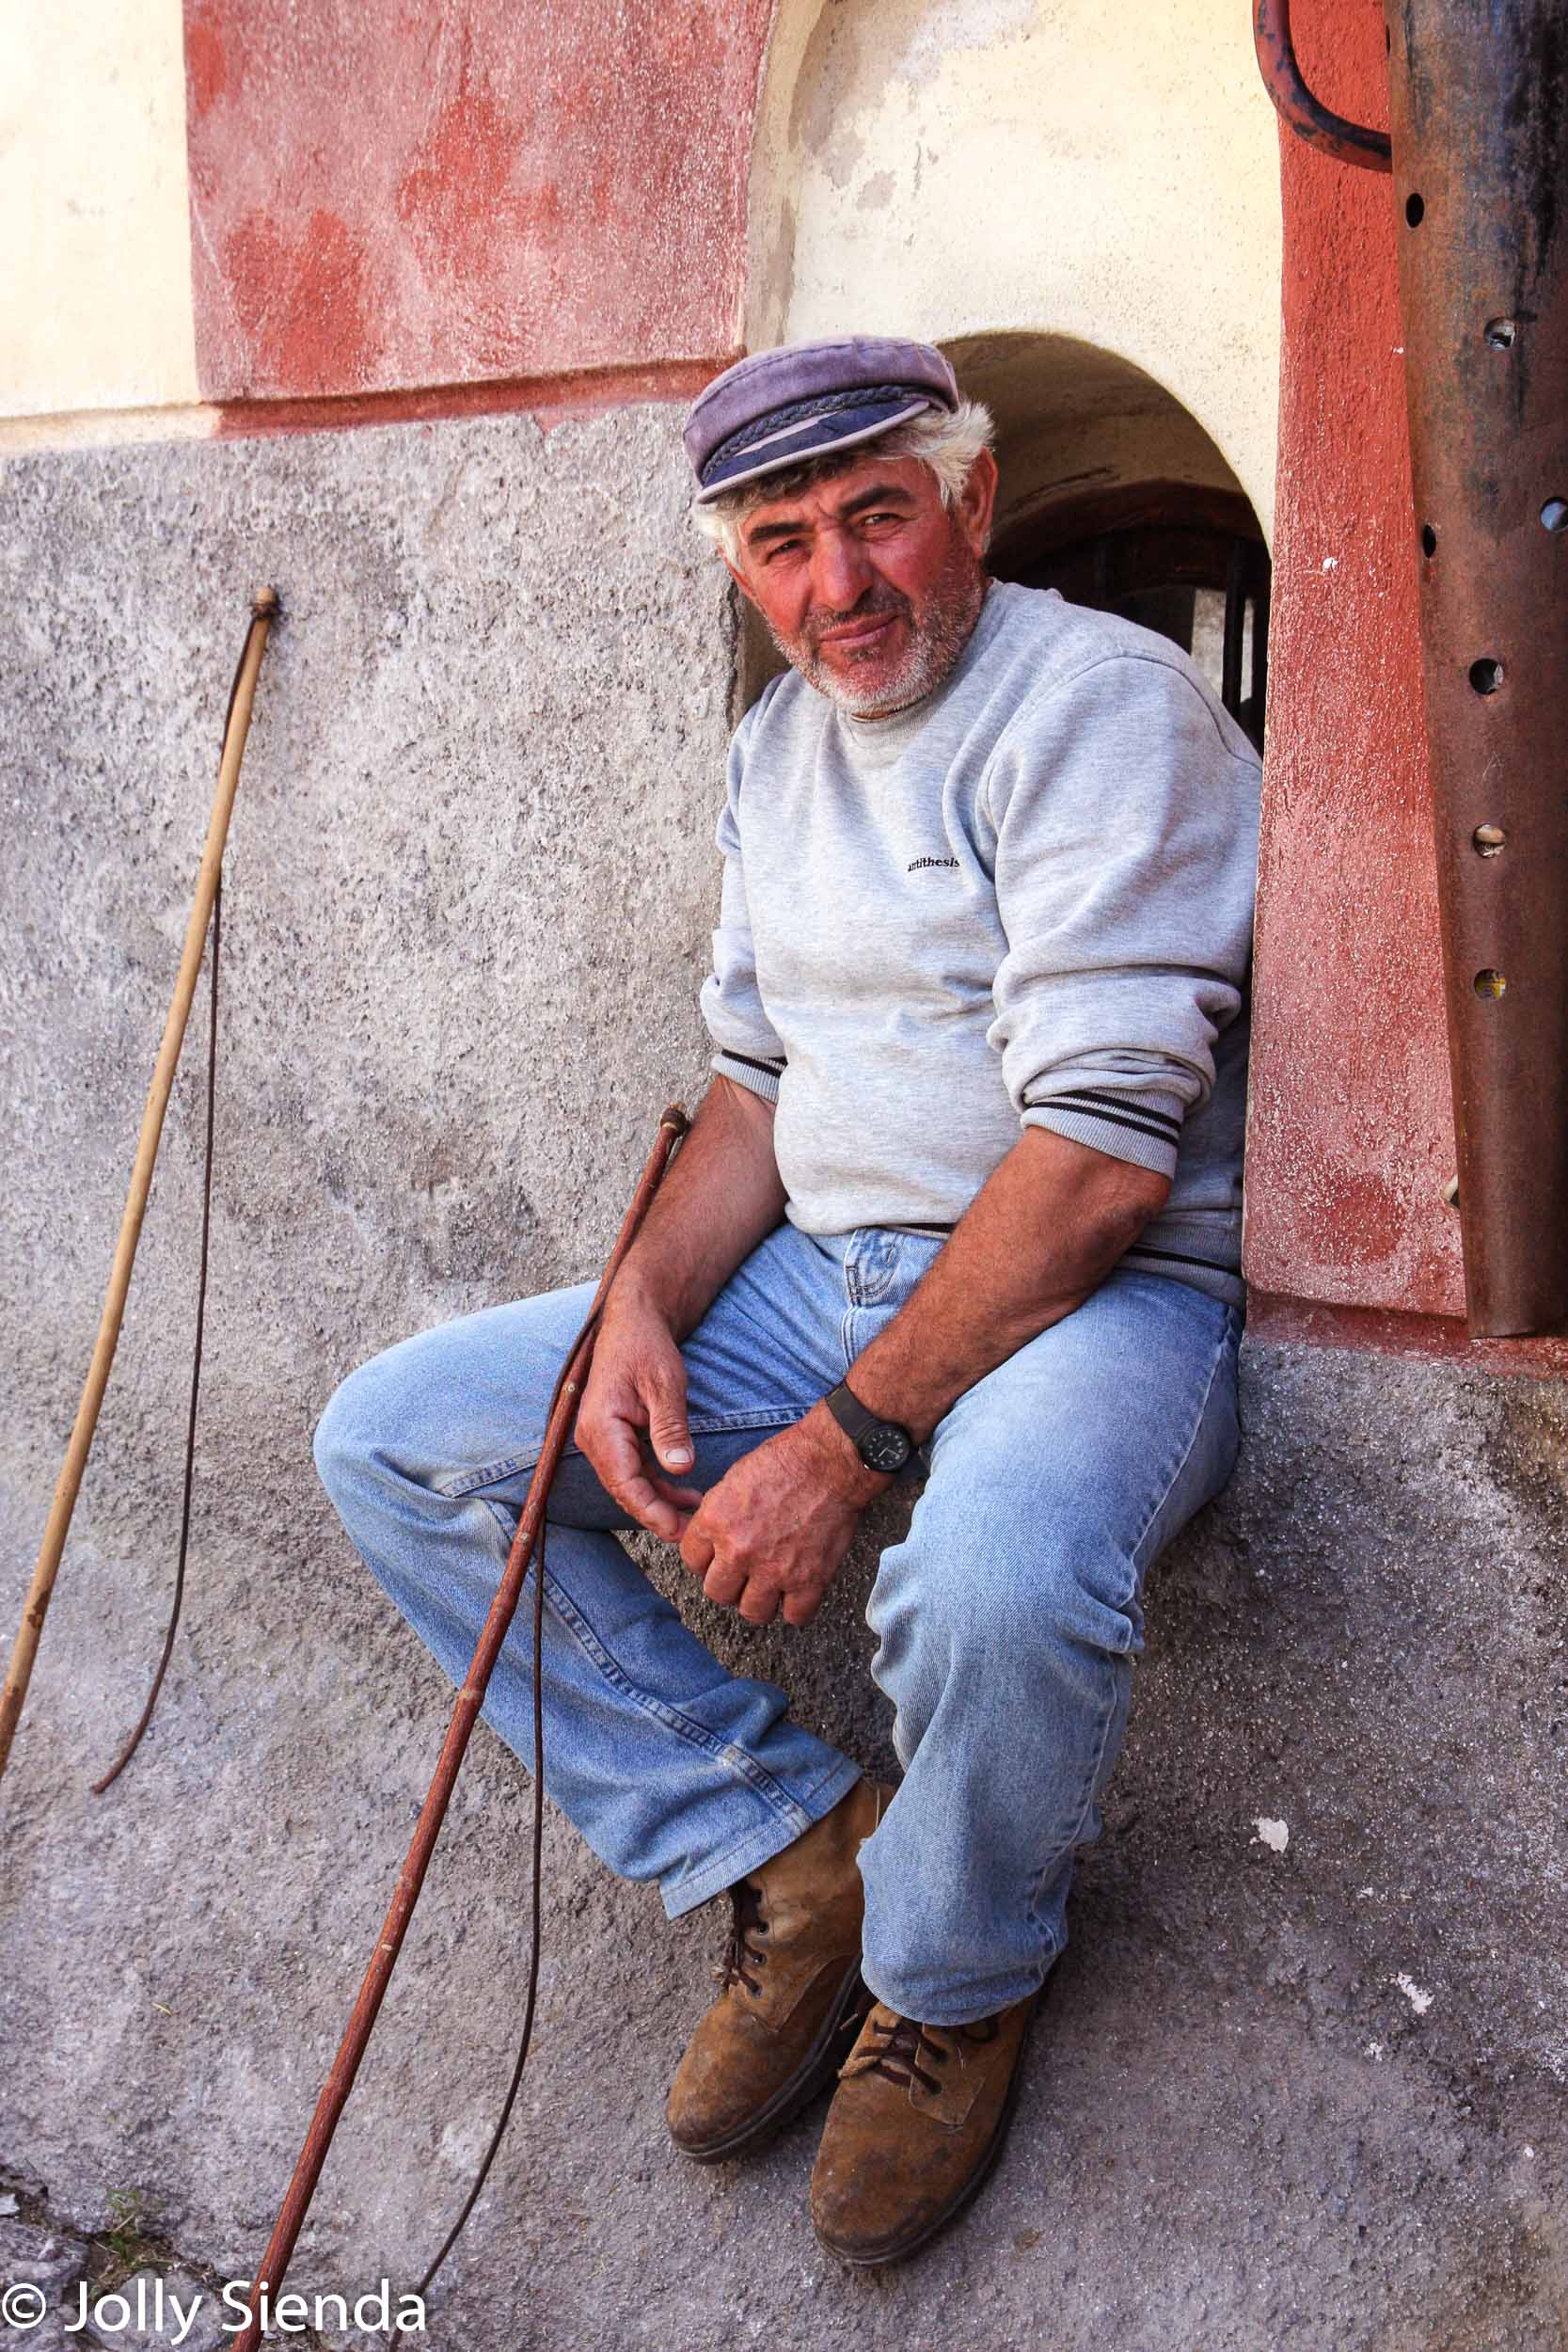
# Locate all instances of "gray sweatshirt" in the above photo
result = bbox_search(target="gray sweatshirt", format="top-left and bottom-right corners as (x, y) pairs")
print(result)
(699, 579), (1260, 1306)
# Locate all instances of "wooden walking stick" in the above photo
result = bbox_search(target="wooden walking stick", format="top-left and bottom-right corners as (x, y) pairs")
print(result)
(0, 589), (280, 1787)
(228, 1103), (688, 2352)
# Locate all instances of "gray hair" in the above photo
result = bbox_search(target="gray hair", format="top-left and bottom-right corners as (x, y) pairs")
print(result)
(691, 396), (996, 564)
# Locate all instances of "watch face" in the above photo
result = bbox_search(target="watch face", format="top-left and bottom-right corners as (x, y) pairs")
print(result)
(862, 1422), (912, 1473)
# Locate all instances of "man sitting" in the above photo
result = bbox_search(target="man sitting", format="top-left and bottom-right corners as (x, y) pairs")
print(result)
(313, 333), (1260, 2265)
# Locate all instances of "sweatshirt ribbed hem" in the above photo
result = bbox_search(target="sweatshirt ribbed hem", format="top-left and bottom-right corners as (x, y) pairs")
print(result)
(1120, 1245), (1245, 1309)
(712, 1048), (784, 1104)
(1022, 1099), (1180, 1180)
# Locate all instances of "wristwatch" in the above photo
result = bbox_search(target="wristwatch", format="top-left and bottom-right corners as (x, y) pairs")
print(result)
(823, 1378), (914, 1475)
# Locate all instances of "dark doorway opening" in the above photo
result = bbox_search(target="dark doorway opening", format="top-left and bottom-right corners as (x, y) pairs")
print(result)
(990, 481), (1270, 750)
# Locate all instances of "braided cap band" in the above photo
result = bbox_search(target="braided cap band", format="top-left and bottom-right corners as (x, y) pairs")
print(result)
(685, 336), (959, 506)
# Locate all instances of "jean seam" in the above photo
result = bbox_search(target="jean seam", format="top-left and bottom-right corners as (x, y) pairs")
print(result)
(663, 1756), (864, 1916)
(1125, 1309), (1242, 1576)
(845, 1234), (899, 1309)
(1025, 1655), (1120, 1890)
(689, 1755), (863, 1886)
(529, 1562), (820, 1827)
(838, 1304), (858, 1375)
(1022, 1309), (1241, 1959)
(438, 1404), (816, 1500)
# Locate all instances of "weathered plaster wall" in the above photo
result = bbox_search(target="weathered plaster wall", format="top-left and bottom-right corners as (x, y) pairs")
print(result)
(183, 0), (772, 405)
(3, 0), (776, 451)
(5, 407), (1568, 2352)
(0, 0), (202, 428)
(1245, 0), (1462, 1326)
(749, 0), (1282, 541)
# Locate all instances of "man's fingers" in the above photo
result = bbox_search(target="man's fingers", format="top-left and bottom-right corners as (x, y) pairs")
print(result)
(578, 1406), (699, 1540)
(737, 1581), (781, 1627)
(681, 1520), (716, 1577)
(641, 1465), (703, 1513)
(702, 1559), (746, 1609)
(588, 1418), (687, 1539)
(643, 1367), (694, 1475)
(781, 1587), (824, 1628)
(619, 1473), (688, 1540)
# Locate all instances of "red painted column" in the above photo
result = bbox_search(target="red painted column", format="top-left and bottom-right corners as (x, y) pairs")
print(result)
(184, 0), (773, 410)
(1245, 0), (1465, 1324)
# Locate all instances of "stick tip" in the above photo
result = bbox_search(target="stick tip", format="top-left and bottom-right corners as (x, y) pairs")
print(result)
(252, 587), (281, 618)
(660, 1103), (689, 1135)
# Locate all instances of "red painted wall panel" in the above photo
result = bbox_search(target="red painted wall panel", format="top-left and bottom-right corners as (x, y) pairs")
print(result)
(184, 0), (773, 403)
(1245, 0), (1465, 1318)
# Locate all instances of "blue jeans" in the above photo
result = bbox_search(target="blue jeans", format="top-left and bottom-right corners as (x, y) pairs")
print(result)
(313, 1221), (1242, 2026)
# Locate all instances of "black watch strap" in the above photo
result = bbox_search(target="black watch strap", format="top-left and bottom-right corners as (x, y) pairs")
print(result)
(823, 1378), (914, 1474)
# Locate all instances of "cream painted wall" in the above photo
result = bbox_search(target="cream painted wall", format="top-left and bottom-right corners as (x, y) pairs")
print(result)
(748, 0), (1282, 540)
(2, 0), (201, 430)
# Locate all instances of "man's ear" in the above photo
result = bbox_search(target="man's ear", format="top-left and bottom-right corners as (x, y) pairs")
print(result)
(722, 553), (761, 611)
(957, 447), (999, 559)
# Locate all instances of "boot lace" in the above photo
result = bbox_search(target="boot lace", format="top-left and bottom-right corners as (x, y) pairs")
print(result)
(715, 1878), (769, 1998)
(847, 2002), (1000, 2094)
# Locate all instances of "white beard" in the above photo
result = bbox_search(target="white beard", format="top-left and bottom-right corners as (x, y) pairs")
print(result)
(770, 543), (988, 720)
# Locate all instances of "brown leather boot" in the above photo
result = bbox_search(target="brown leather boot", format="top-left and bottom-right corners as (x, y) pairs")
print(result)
(809, 1992), (1038, 2265)
(665, 1776), (894, 2163)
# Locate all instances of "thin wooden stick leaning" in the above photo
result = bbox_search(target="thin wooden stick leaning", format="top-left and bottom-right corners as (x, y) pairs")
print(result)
(0, 590), (280, 1788)
(227, 1103), (688, 2352)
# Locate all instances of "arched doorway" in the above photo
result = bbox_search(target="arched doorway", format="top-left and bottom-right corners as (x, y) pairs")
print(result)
(961, 331), (1269, 747)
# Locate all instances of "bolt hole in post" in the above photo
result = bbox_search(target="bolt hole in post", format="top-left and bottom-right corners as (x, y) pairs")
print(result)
(1405, 192), (1425, 226)
(1469, 657), (1505, 695)
(1483, 317), (1517, 349)
(1542, 499), (1568, 532)
(1474, 969), (1508, 999)
(1420, 523), (1438, 558)
(1472, 824), (1506, 857)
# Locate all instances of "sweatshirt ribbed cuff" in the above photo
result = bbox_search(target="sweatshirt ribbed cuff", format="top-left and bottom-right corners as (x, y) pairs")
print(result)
(1021, 1085), (1184, 1179)
(712, 1048), (784, 1104)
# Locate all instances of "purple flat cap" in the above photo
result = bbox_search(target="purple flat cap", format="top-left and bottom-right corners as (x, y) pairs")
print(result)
(685, 335), (959, 505)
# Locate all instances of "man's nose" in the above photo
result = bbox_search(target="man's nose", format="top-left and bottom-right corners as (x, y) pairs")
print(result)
(809, 525), (875, 613)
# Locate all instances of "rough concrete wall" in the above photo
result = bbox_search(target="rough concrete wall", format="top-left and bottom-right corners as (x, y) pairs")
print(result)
(5, 411), (1568, 2348)
(0, 396), (733, 2296)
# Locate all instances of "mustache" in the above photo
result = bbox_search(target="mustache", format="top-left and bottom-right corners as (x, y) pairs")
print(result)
(802, 584), (911, 649)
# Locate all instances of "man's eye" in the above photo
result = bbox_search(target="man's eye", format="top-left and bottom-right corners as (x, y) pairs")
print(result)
(764, 540), (802, 562)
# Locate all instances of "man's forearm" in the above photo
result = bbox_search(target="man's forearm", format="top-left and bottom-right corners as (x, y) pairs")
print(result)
(830, 1127), (1169, 1448)
(610, 1075), (786, 1339)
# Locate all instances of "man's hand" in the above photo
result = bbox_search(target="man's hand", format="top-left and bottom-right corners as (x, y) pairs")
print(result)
(571, 1073), (787, 1544)
(678, 1406), (889, 1629)
(575, 1300), (703, 1543)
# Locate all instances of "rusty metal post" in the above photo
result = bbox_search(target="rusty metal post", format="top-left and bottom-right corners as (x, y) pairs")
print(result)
(1385, 2), (1568, 1335)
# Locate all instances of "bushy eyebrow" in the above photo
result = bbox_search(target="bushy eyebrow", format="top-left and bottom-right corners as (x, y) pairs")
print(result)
(742, 481), (918, 549)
